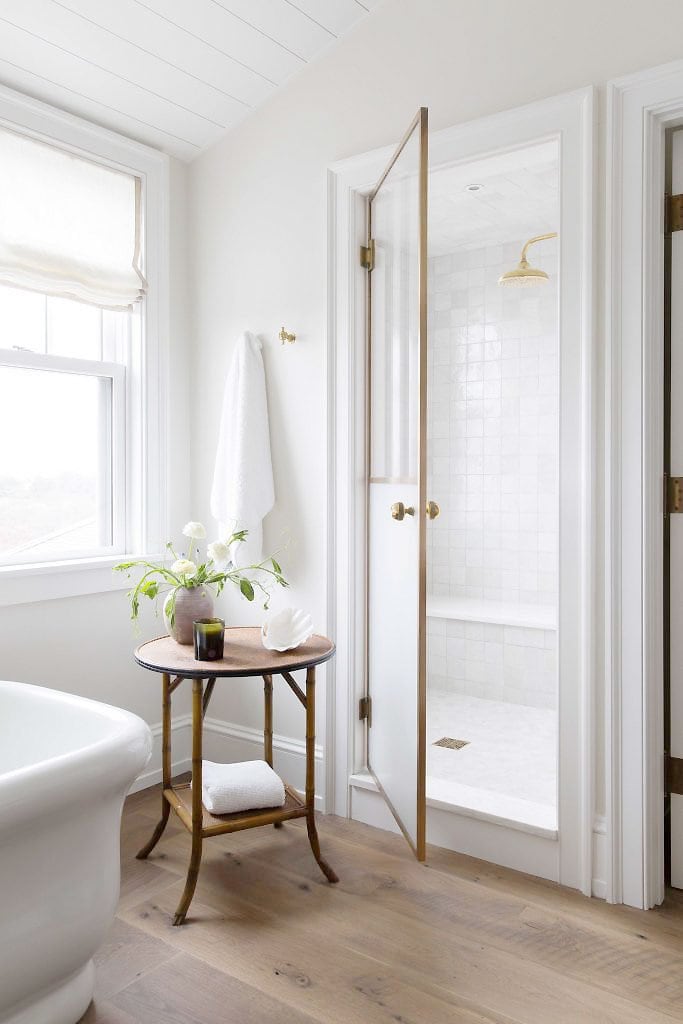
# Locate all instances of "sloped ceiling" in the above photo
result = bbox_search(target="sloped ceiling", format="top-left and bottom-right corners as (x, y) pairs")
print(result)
(0, 0), (379, 160)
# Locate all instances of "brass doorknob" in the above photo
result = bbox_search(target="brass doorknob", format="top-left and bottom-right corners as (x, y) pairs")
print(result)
(391, 501), (415, 521)
(426, 500), (440, 520)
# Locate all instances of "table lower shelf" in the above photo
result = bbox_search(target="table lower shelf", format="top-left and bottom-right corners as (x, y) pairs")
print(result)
(164, 782), (308, 838)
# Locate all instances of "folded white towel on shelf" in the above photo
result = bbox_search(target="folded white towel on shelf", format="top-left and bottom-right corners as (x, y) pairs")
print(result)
(198, 759), (285, 815)
(210, 331), (274, 567)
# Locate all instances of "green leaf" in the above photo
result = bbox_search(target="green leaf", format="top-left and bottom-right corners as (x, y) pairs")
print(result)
(239, 578), (255, 601)
(140, 579), (159, 599)
(271, 557), (282, 574)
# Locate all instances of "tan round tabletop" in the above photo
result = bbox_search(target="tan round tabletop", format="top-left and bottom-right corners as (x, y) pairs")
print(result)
(134, 627), (335, 678)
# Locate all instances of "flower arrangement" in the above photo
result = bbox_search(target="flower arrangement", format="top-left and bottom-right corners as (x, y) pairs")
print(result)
(114, 520), (287, 627)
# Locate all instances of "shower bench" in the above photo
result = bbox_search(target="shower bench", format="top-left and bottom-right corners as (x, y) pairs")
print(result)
(134, 627), (338, 925)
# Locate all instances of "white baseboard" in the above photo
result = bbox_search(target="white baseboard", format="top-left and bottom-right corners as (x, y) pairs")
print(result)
(591, 816), (607, 899)
(130, 713), (324, 811)
(129, 714), (192, 794)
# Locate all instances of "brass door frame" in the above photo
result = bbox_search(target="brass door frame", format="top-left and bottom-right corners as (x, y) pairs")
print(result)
(363, 107), (428, 861)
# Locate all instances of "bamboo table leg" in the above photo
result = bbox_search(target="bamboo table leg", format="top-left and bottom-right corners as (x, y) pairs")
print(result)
(304, 666), (338, 883)
(173, 677), (204, 925)
(263, 674), (273, 766)
(264, 673), (283, 829)
(136, 672), (172, 859)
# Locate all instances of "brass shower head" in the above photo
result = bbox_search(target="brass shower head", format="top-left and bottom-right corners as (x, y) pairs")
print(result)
(498, 232), (558, 287)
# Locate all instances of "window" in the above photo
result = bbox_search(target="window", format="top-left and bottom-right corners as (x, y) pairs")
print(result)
(0, 288), (131, 564)
(0, 89), (169, 604)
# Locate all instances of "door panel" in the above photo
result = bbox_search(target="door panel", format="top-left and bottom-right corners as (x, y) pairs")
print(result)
(367, 482), (419, 843)
(366, 108), (428, 859)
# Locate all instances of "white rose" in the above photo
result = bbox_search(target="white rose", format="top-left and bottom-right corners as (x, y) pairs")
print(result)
(182, 521), (206, 539)
(172, 558), (197, 577)
(207, 540), (230, 569)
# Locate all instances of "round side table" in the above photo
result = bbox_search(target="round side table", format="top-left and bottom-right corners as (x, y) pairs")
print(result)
(134, 627), (338, 925)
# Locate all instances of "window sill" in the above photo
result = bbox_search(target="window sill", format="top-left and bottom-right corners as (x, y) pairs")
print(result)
(0, 554), (162, 608)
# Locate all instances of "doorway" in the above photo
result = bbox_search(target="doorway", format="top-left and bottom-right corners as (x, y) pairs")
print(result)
(425, 142), (560, 834)
(328, 89), (594, 891)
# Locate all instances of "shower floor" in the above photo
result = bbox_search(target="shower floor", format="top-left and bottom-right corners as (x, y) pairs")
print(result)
(427, 690), (557, 834)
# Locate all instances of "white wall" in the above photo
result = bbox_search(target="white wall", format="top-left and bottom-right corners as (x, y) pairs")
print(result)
(187, 0), (683, 822)
(0, 158), (192, 733)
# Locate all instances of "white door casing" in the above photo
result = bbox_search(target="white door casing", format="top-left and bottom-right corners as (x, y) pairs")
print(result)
(606, 60), (683, 909)
(668, 128), (683, 889)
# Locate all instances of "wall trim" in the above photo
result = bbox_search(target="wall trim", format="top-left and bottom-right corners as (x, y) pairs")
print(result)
(203, 716), (323, 762)
(130, 713), (323, 810)
(605, 58), (683, 908)
(129, 713), (192, 794)
(592, 815), (608, 900)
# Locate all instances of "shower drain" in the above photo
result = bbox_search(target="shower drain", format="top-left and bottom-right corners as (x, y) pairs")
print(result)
(434, 737), (469, 750)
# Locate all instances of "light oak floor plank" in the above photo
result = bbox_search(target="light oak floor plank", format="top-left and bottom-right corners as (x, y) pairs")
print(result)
(81, 785), (683, 1024)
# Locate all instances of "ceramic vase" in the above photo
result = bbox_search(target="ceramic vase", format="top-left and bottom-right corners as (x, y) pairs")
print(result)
(164, 585), (214, 645)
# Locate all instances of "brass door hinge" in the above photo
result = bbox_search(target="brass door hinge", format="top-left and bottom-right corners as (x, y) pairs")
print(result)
(359, 695), (372, 725)
(666, 753), (683, 796)
(666, 193), (683, 233)
(667, 474), (683, 514)
(360, 239), (375, 271)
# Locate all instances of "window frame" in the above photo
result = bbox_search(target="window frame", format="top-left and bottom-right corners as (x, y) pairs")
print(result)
(0, 347), (127, 565)
(0, 84), (169, 607)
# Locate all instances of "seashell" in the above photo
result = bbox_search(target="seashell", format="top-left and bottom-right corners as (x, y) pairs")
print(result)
(261, 607), (313, 652)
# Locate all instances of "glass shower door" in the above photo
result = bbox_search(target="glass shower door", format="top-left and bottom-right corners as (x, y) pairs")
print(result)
(366, 108), (428, 860)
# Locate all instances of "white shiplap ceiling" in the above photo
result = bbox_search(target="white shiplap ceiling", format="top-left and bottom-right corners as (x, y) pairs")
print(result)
(0, 0), (378, 161)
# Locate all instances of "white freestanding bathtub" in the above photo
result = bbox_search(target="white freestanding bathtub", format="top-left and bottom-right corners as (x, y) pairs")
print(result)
(0, 680), (151, 1024)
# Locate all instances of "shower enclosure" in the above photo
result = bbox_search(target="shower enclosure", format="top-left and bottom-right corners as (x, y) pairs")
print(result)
(338, 92), (592, 886)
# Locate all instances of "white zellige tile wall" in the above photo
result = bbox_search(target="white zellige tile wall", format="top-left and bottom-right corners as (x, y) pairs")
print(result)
(427, 619), (557, 710)
(426, 241), (559, 710)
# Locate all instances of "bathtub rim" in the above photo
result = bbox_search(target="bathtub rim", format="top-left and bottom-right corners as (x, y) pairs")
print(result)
(0, 679), (151, 830)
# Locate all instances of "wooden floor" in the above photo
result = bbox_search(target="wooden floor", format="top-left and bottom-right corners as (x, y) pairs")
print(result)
(82, 781), (683, 1023)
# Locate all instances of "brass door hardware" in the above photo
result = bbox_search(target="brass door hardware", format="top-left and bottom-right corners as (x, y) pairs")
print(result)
(666, 193), (683, 234)
(666, 753), (683, 796)
(667, 474), (683, 514)
(391, 501), (415, 521)
(279, 326), (296, 344)
(360, 239), (375, 271)
(359, 695), (372, 725)
(426, 500), (440, 520)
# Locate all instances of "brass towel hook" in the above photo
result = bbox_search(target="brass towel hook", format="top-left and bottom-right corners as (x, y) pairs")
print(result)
(279, 326), (296, 344)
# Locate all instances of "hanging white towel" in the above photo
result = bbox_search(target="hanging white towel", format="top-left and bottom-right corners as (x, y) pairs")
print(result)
(211, 332), (274, 567)
(198, 759), (285, 815)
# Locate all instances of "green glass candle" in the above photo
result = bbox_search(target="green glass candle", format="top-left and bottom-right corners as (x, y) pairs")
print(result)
(193, 618), (225, 661)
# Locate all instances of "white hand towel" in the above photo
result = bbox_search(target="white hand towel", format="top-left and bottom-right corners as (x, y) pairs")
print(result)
(199, 759), (285, 815)
(210, 332), (274, 567)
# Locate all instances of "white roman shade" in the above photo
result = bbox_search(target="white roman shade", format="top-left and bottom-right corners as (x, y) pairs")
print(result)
(0, 126), (146, 309)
